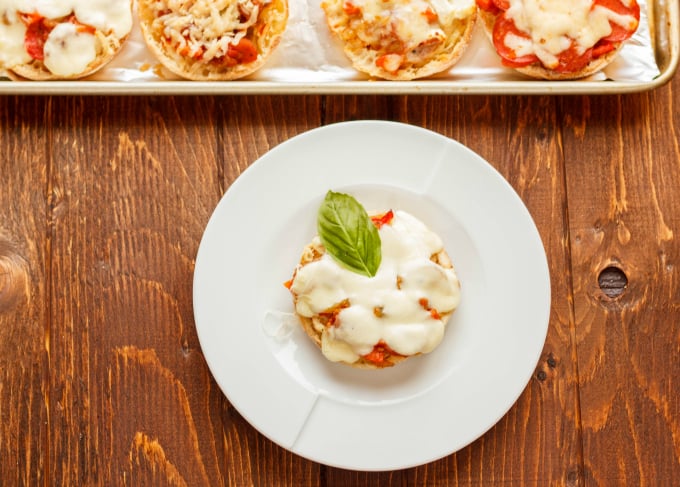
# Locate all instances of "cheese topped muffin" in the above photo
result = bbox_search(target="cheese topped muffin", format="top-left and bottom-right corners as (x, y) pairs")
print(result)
(0, 0), (132, 80)
(137, 0), (288, 80)
(476, 0), (640, 79)
(321, 0), (477, 80)
(287, 192), (461, 369)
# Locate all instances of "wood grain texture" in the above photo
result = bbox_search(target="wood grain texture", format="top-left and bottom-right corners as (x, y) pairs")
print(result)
(0, 97), (49, 486)
(41, 95), (327, 486)
(561, 86), (680, 486)
(44, 96), (225, 486)
(2, 75), (679, 487)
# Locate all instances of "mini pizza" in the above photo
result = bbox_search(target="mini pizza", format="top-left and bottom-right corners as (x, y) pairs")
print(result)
(476, 0), (640, 79)
(286, 192), (461, 369)
(0, 0), (133, 80)
(137, 0), (288, 81)
(321, 0), (478, 80)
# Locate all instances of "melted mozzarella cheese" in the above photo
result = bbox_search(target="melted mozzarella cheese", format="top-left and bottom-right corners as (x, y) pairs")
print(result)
(351, 0), (474, 57)
(72, 0), (132, 38)
(43, 22), (97, 76)
(429, 0), (476, 24)
(291, 210), (461, 363)
(9, 0), (132, 38)
(0, 0), (131, 74)
(0, 20), (31, 68)
(505, 0), (637, 68)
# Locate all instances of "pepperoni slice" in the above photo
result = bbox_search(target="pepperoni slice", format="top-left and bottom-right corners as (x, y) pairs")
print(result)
(593, 0), (640, 42)
(23, 16), (50, 61)
(492, 13), (539, 67)
(592, 40), (617, 58)
(552, 42), (594, 73)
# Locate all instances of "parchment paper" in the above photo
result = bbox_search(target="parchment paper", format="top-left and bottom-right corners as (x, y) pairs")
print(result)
(8, 0), (663, 83)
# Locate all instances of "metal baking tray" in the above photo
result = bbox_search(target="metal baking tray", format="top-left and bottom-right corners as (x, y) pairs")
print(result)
(1, 0), (677, 95)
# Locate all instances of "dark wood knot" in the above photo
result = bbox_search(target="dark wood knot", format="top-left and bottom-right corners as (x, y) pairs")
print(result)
(598, 265), (628, 298)
(0, 239), (30, 313)
(535, 352), (559, 383)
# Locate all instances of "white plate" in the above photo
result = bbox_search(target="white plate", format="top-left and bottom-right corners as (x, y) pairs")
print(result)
(193, 121), (551, 471)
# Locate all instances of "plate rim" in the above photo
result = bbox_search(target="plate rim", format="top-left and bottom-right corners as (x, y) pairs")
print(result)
(193, 120), (551, 470)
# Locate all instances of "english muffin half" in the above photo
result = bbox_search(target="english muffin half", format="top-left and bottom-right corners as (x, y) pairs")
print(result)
(1, 1), (132, 80)
(476, 0), (639, 80)
(287, 206), (461, 370)
(137, 0), (288, 81)
(321, 0), (477, 80)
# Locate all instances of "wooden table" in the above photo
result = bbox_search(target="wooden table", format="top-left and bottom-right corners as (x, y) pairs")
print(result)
(2, 75), (679, 486)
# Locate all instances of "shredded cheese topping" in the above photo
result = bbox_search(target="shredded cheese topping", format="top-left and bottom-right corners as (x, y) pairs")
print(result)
(343, 0), (475, 70)
(149, 0), (266, 62)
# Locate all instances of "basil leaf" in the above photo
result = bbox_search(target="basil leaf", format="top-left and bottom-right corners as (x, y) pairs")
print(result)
(317, 191), (381, 277)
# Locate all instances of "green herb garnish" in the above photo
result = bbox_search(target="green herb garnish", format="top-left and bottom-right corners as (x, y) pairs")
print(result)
(317, 191), (381, 278)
